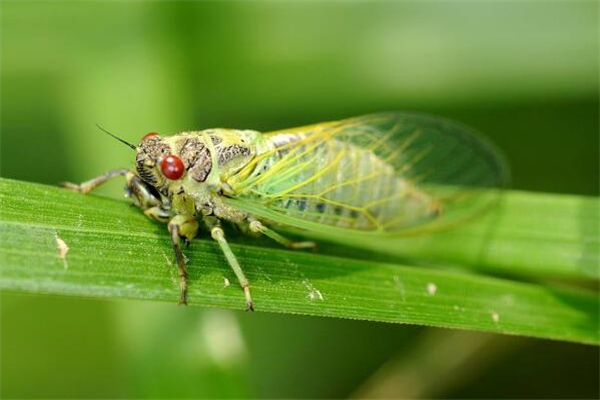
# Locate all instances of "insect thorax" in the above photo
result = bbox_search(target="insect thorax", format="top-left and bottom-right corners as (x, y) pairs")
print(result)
(155, 129), (268, 217)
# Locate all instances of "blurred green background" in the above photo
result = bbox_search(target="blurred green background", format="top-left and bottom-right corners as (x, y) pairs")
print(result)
(1, 1), (598, 398)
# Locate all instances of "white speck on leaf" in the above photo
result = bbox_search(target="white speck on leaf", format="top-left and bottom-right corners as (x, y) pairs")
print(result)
(224, 277), (230, 287)
(289, 261), (324, 301)
(308, 290), (324, 301)
(492, 312), (500, 323)
(426, 282), (437, 296)
(55, 232), (69, 270)
(303, 279), (324, 301)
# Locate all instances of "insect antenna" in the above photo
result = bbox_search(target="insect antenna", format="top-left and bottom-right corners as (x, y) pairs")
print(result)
(96, 124), (137, 150)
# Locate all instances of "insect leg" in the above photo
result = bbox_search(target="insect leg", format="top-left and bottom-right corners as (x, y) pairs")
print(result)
(167, 215), (199, 305)
(248, 220), (316, 249)
(206, 220), (254, 312)
(125, 173), (167, 212)
(123, 174), (190, 304)
(144, 206), (171, 223)
(62, 169), (131, 193)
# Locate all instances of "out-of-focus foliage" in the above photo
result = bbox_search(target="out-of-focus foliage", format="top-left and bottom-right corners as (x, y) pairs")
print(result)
(0, 1), (598, 399)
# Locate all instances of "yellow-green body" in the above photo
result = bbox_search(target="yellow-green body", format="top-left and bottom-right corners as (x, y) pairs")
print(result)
(155, 125), (439, 234)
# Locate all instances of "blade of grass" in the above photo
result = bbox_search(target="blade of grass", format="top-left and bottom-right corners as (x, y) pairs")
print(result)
(0, 178), (598, 344)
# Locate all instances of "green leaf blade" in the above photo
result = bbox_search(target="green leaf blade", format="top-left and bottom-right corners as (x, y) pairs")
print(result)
(0, 178), (598, 344)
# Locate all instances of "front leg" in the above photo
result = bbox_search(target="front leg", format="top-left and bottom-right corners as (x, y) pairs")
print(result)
(64, 170), (167, 218)
(65, 170), (196, 305)
(168, 215), (199, 305)
(62, 169), (130, 193)
(127, 177), (197, 305)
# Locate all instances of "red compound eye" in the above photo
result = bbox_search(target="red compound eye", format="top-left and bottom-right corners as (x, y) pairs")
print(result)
(160, 155), (185, 180)
(142, 132), (159, 141)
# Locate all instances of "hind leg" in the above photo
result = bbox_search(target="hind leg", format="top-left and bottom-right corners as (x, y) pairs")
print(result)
(248, 220), (316, 249)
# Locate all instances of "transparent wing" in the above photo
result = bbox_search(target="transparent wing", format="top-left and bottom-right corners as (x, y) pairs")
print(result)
(226, 112), (509, 236)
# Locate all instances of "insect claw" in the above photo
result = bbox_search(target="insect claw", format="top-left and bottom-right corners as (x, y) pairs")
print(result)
(243, 286), (254, 312)
(178, 284), (189, 306)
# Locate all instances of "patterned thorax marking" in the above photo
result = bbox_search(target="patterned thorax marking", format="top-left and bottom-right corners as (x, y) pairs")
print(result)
(177, 132), (253, 183)
(179, 137), (212, 182)
(217, 144), (251, 165)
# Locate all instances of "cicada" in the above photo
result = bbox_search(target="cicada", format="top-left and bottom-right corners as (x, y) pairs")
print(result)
(63, 113), (508, 310)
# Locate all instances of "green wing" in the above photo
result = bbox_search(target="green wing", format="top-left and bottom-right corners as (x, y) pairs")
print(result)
(225, 112), (509, 237)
